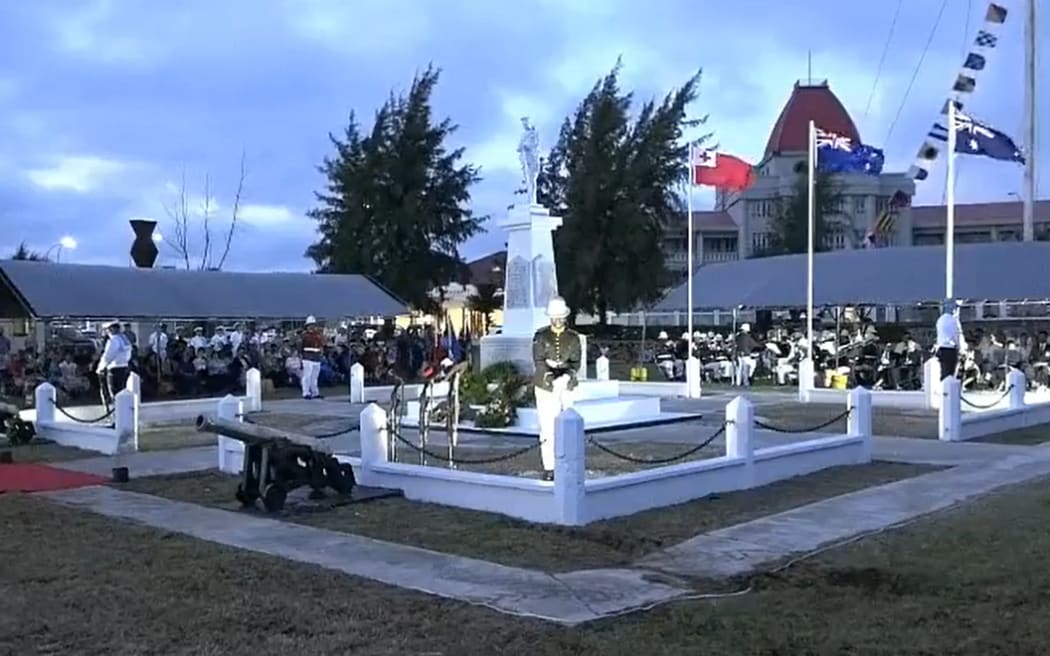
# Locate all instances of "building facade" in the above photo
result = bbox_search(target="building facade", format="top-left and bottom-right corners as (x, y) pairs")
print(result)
(664, 80), (1049, 274)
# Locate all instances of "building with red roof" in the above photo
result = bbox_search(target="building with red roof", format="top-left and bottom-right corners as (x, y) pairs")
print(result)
(663, 80), (1049, 274)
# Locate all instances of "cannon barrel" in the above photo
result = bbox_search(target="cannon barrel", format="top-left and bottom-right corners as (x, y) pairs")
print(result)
(0, 401), (20, 418)
(195, 414), (337, 454)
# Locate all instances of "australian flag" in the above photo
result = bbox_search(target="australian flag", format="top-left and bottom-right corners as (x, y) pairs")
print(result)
(929, 110), (1025, 163)
(815, 128), (885, 175)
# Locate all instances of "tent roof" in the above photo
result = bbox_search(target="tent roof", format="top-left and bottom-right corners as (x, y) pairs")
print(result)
(654, 241), (1050, 311)
(0, 261), (408, 320)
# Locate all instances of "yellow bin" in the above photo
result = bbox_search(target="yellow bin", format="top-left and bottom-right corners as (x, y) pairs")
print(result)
(831, 373), (848, 390)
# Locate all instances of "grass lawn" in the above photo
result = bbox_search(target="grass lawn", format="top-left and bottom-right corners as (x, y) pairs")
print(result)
(121, 461), (936, 571)
(3, 476), (1049, 655)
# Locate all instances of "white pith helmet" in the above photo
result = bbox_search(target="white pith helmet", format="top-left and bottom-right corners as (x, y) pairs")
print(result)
(545, 296), (570, 319)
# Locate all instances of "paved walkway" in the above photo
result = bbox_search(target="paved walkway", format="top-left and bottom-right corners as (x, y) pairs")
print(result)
(42, 485), (689, 626)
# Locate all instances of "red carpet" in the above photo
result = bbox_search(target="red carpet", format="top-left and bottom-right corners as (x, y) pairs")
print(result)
(0, 463), (108, 493)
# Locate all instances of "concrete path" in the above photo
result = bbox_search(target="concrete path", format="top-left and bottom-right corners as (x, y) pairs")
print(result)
(42, 485), (690, 626)
(637, 446), (1050, 578)
(54, 446), (216, 477)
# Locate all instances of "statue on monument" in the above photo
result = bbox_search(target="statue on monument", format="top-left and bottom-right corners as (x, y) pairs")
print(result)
(517, 116), (540, 206)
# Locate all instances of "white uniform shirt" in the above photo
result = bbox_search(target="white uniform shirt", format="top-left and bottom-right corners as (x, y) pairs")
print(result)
(210, 333), (229, 350)
(935, 312), (966, 350)
(98, 333), (132, 371)
(148, 331), (169, 357)
(189, 335), (208, 350)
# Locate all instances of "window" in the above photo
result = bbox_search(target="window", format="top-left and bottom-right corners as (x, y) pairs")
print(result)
(823, 232), (846, 250)
(852, 196), (866, 215)
(751, 232), (770, 252)
(875, 196), (889, 213)
(748, 200), (773, 218)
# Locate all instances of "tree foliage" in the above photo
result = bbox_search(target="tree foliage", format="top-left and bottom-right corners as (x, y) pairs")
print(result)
(536, 60), (706, 323)
(761, 170), (843, 256)
(306, 65), (484, 308)
(8, 242), (48, 261)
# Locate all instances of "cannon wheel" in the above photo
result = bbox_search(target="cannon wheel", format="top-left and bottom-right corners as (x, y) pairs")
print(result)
(235, 483), (257, 507)
(262, 483), (287, 512)
(327, 462), (356, 495)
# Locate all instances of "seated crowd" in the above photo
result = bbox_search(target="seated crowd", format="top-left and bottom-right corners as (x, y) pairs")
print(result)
(649, 324), (1050, 392)
(0, 321), (473, 405)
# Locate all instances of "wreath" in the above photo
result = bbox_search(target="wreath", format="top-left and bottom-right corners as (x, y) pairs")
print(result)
(458, 362), (528, 428)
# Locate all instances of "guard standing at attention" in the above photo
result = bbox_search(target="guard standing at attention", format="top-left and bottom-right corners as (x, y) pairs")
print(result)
(300, 316), (325, 399)
(96, 320), (132, 412)
(934, 299), (966, 381)
(532, 296), (582, 481)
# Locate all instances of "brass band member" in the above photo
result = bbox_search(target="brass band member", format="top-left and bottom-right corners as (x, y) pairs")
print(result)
(532, 296), (581, 481)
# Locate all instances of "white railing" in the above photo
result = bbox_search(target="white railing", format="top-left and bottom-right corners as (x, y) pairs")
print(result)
(34, 382), (137, 455)
(352, 389), (872, 526)
(939, 369), (1050, 441)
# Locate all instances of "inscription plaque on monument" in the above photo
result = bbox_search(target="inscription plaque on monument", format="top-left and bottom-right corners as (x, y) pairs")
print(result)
(504, 256), (531, 309)
(531, 255), (556, 308)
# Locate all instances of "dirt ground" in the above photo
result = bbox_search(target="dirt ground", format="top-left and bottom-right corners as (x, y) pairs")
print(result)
(4, 475), (1050, 655)
(122, 461), (936, 571)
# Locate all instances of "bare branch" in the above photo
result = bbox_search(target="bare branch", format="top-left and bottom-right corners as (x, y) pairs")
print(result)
(162, 171), (192, 270)
(214, 149), (246, 271)
(199, 174), (212, 270)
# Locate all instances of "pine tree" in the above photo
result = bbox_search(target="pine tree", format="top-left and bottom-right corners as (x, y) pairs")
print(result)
(762, 171), (843, 256)
(8, 242), (48, 261)
(537, 60), (705, 323)
(306, 66), (484, 308)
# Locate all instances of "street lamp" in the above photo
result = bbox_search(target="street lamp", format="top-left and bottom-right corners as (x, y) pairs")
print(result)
(44, 236), (78, 262)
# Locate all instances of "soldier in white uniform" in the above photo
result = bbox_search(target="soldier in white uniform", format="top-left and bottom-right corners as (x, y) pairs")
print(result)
(189, 327), (209, 350)
(934, 299), (966, 381)
(148, 323), (169, 359)
(532, 297), (582, 481)
(96, 320), (132, 411)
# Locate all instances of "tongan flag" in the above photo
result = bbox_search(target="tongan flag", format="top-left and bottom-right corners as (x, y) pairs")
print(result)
(815, 128), (885, 175)
(691, 148), (755, 190)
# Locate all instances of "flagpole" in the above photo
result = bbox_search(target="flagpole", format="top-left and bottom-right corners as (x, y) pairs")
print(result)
(806, 120), (815, 359)
(686, 144), (696, 397)
(946, 101), (956, 299)
(1022, 0), (1037, 241)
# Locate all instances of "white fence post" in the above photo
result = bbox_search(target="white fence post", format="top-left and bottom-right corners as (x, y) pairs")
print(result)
(797, 358), (814, 403)
(848, 387), (872, 461)
(595, 355), (610, 381)
(125, 371), (141, 399)
(114, 389), (138, 453)
(350, 363), (365, 403)
(1007, 368), (1026, 410)
(939, 377), (962, 441)
(686, 356), (702, 398)
(924, 357), (941, 410)
(725, 396), (755, 486)
(217, 394), (244, 473)
(553, 408), (586, 526)
(245, 368), (262, 412)
(35, 383), (56, 426)
(577, 334), (588, 380)
(359, 403), (388, 486)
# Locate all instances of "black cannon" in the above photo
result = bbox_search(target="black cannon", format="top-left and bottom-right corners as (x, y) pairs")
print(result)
(0, 401), (34, 446)
(195, 415), (355, 512)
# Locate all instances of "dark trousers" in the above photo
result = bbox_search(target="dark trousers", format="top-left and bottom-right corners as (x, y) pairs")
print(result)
(936, 348), (958, 381)
(100, 366), (130, 410)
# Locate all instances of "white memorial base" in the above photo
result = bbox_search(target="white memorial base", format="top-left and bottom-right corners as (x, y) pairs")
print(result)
(401, 380), (700, 436)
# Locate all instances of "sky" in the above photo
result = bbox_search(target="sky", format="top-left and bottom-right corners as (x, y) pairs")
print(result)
(0, 0), (1045, 271)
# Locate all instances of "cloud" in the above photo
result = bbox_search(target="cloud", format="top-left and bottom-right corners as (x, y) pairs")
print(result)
(239, 204), (295, 225)
(0, 0), (1042, 270)
(24, 156), (131, 193)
